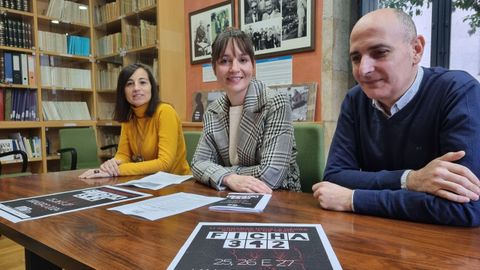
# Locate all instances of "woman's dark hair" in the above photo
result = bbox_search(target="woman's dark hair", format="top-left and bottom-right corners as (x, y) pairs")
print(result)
(113, 63), (160, 122)
(211, 27), (255, 70)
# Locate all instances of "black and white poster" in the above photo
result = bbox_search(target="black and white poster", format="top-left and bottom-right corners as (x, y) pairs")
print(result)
(168, 222), (342, 270)
(0, 186), (151, 223)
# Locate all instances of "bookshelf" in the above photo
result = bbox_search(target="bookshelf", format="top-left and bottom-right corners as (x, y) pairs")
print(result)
(0, 0), (186, 174)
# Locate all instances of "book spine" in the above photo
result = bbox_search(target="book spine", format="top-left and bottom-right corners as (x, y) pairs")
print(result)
(25, 22), (31, 49)
(0, 15), (4, 47)
(0, 88), (4, 121)
(6, 18), (12, 47)
(0, 52), (4, 83)
(23, 0), (28, 12)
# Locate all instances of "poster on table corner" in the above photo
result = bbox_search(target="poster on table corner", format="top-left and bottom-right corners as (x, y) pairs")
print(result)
(240, 0), (315, 59)
(189, 1), (235, 64)
(167, 222), (342, 270)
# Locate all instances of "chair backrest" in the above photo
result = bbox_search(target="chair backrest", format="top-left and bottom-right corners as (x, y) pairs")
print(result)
(59, 127), (100, 171)
(293, 122), (325, 192)
(0, 150), (31, 178)
(183, 131), (202, 165)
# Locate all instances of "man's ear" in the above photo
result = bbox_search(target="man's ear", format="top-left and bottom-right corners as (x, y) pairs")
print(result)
(412, 35), (425, 65)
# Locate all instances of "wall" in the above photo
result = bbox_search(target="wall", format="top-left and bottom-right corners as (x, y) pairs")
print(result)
(321, 0), (355, 155)
(184, 0), (324, 121)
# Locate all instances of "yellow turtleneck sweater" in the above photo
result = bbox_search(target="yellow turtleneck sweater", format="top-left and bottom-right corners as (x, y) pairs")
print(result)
(114, 103), (191, 176)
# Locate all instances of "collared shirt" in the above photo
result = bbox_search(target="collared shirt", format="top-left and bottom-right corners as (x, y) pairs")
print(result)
(372, 67), (424, 117)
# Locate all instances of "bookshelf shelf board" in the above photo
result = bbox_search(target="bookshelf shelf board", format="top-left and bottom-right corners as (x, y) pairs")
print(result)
(126, 44), (157, 55)
(0, 121), (41, 128)
(0, 157), (42, 165)
(96, 89), (116, 93)
(44, 120), (96, 128)
(96, 52), (121, 61)
(96, 120), (120, 127)
(0, 8), (34, 17)
(94, 18), (121, 31)
(41, 87), (93, 92)
(38, 51), (92, 61)
(37, 15), (91, 32)
(123, 5), (157, 19)
(0, 83), (37, 89)
(0, 46), (35, 53)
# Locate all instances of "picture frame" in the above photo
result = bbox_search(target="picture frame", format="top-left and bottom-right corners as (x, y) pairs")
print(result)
(269, 82), (317, 121)
(239, 0), (315, 58)
(191, 90), (225, 122)
(189, 1), (234, 64)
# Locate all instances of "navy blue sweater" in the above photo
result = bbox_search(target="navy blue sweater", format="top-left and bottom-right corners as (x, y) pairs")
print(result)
(324, 67), (480, 226)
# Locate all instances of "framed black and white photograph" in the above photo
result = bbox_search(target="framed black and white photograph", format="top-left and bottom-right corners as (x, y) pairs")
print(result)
(189, 1), (234, 64)
(269, 82), (317, 121)
(240, 0), (315, 58)
(191, 90), (225, 122)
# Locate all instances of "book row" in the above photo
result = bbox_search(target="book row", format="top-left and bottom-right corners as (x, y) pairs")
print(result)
(0, 133), (41, 161)
(45, 0), (89, 25)
(0, 15), (33, 49)
(94, 0), (156, 25)
(97, 63), (121, 90)
(0, 0), (29, 12)
(38, 31), (91, 56)
(97, 32), (122, 56)
(0, 88), (36, 121)
(124, 20), (157, 49)
(0, 52), (36, 86)
(39, 64), (91, 89)
(42, 100), (91, 121)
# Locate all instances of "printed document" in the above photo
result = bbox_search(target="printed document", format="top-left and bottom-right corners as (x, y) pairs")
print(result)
(118, 172), (193, 190)
(108, 192), (223, 221)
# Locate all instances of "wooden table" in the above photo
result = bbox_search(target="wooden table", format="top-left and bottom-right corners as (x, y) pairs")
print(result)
(0, 171), (479, 270)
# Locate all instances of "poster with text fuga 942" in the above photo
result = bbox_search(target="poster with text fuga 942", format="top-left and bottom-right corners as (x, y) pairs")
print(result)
(167, 222), (342, 270)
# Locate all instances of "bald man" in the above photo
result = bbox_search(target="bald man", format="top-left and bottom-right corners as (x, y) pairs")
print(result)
(313, 8), (480, 226)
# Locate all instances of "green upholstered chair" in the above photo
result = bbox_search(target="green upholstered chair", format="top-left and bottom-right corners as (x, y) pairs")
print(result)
(293, 123), (325, 192)
(58, 127), (101, 171)
(183, 131), (202, 165)
(0, 150), (31, 178)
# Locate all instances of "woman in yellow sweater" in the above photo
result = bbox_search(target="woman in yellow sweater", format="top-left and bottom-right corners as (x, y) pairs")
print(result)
(79, 64), (190, 178)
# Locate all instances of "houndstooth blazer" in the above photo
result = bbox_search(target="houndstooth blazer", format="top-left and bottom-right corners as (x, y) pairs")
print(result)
(191, 80), (301, 191)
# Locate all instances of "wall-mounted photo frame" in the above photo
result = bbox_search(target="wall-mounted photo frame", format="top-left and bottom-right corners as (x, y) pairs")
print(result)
(269, 82), (317, 121)
(239, 0), (315, 58)
(189, 1), (234, 64)
(191, 90), (225, 122)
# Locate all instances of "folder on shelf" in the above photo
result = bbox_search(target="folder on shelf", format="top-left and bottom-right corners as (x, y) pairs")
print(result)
(4, 52), (13, 83)
(4, 89), (12, 121)
(21, 53), (28, 85)
(12, 53), (22, 84)
(27, 54), (36, 86)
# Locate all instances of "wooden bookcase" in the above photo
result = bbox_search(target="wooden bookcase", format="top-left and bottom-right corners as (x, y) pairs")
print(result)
(0, 0), (186, 173)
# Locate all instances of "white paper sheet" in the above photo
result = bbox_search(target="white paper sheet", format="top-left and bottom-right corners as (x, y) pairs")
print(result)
(108, 192), (224, 221)
(118, 172), (193, 190)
